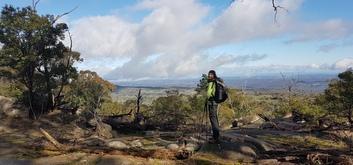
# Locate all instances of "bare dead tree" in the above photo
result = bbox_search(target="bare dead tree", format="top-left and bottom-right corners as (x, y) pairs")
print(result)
(136, 89), (142, 114)
(230, 0), (288, 23)
(280, 72), (299, 94)
(32, 0), (40, 10)
(30, 1), (78, 24)
(280, 72), (301, 121)
(134, 89), (145, 126)
(108, 89), (142, 119)
(52, 6), (78, 24)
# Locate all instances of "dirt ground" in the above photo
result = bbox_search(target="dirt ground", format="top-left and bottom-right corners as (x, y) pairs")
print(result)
(0, 111), (353, 165)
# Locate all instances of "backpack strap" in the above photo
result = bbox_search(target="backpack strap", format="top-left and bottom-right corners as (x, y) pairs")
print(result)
(216, 79), (225, 87)
(211, 81), (216, 97)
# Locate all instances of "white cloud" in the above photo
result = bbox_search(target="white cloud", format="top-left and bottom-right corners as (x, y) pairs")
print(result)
(332, 58), (353, 70)
(105, 53), (267, 80)
(71, 16), (137, 58)
(286, 19), (353, 44)
(207, 0), (295, 45)
(289, 58), (353, 70)
(67, 0), (352, 80)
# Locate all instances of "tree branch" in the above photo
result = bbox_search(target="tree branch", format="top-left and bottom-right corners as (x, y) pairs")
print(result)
(32, 0), (40, 10)
(53, 6), (78, 24)
(272, 0), (288, 23)
(54, 30), (73, 107)
(108, 108), (134, 118)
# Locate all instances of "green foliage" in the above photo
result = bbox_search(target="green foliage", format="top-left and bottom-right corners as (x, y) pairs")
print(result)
(99, 100), (124, 116)
(218, 105), (235, 128)
(324, 69), (353, 125)
(224, 89), (263, 119)
(0, 80), (22, 98)
(147, 93), (193, 128)
(259, 135), (347, 150)
(271, 94), (326, 122)
(188, 94), (207, 113)
(195, 74), (208, 94)
(64, 70), (115, 113)
(0, 5), (81, 118)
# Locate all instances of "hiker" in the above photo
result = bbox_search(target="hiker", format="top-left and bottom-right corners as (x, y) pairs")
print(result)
(206, 70), (225, 143)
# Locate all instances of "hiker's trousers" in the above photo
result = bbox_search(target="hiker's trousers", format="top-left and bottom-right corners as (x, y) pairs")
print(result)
(208, 100), (219, 140)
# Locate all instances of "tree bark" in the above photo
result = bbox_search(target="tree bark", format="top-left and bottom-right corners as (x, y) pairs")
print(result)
(348, 106), (353, 127)
(26, 64), (36, 120)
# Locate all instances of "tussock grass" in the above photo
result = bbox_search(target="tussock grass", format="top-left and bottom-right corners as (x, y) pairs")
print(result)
(258, 135), (347, 150)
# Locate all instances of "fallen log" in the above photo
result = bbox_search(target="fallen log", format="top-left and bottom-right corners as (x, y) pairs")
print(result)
(257, 114), (281, 130)
(144, 131), (183, 137)
(39, 128), (64, 150)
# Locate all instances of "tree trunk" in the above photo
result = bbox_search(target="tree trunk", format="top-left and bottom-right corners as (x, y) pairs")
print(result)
(26, 65), (36, 120)
(44, 64), (54, 113)
(134, 89), (144, 127)
(348, 106), (353, 127)
(28, 89), (36, 119)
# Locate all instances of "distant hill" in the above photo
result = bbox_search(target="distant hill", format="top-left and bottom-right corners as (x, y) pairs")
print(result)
(112, 73), (337, 93)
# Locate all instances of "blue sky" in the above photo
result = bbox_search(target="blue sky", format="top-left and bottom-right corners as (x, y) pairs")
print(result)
(1, 0), (353, 80)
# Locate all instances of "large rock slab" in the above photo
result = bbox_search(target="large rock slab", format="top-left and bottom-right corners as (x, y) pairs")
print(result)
(221, 132), (273, 152)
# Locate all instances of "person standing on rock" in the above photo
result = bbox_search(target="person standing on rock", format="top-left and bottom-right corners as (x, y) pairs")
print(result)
(206, 70), (224, 143)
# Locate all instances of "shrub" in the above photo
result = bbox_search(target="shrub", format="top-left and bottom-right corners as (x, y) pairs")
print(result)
(323, 69), (353, 126)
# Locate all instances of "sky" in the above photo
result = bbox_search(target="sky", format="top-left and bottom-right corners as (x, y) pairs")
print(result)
(1, 0), (353, 80)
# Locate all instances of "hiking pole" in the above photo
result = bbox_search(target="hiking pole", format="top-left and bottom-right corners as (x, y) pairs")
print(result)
(204, 99), (210, 142)
(197, 98), (205, 142)
(201, 98), (207, 142)
(197, 99), (205, 145)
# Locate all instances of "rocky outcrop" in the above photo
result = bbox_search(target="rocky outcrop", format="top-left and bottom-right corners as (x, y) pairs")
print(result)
(0, 96), (23, 118)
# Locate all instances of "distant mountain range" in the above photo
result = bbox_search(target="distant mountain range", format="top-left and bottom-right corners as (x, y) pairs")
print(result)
(113, 73), (338, 93)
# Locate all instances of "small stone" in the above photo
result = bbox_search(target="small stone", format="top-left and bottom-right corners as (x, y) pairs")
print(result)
(83, 137), (106, 147)
(96, 123), (113, 138)
(87, 119), (97, 127)
(130, 140), (143, 148)
(185, 143), (198, 151)
(107, 141), (129, 149)
(284, 156), (297, 161)
(167, 144), (179, 150)
(102, 123), (112, 132)
(185, 146), (195, 152)
(0, 126), (10, 133)
(6, 109), (21, 117)
(257, 159), (280, 165)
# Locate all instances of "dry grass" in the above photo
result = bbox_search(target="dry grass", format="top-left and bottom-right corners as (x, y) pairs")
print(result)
(258, 134), (347, 150)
